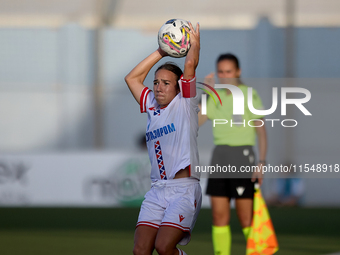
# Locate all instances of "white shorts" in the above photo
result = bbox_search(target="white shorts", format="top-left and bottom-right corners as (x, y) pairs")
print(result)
(136, 178), (202, 245)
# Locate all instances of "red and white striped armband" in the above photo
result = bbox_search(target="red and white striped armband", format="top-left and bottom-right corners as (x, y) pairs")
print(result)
(179, 75), (196, 98)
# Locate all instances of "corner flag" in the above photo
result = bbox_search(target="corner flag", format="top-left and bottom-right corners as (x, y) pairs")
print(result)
(246, 184), (279, 255)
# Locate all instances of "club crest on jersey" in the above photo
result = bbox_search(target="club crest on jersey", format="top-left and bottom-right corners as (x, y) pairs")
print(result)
(149, 107), (160, 116)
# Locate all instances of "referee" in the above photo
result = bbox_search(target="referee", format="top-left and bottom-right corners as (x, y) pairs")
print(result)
(199, 53), (267, 255)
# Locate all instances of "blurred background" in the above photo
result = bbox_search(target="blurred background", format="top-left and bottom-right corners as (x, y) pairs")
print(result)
(0, 0), (340, 254)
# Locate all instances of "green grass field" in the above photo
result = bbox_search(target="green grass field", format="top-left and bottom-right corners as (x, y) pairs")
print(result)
(1, 207), (340, 255)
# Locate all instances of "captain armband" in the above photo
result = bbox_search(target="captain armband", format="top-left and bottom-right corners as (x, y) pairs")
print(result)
(179, 75), (196, 98)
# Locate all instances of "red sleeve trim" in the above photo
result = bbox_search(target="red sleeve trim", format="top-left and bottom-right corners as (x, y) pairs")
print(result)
(180, 75), (196, 98)
(140, 87), (151, 113)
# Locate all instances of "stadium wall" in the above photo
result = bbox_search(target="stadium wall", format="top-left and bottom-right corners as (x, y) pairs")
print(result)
(0, 19), (340, 207)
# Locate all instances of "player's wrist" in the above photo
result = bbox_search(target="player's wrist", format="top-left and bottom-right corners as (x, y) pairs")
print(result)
(190, 41), (200, 48)
(259, 160), (266, 164)
(157, 47), (168, 57)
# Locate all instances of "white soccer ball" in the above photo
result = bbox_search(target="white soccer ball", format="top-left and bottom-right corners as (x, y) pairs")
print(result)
(158, 19), (190, 58)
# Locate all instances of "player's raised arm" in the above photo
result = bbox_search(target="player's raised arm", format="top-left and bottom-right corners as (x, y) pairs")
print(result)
(124, 48), (167, 104)
(183, 22), (200, 80)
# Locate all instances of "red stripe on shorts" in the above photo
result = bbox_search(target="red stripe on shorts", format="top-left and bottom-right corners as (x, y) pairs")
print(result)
(136, 221), (160, 230)
(161, 222), (190, 232)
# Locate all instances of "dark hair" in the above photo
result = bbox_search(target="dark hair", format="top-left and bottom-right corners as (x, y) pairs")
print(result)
(155, 62), (183, 89)
(216, 53), (242, 83)
(216, 53), (240, 69)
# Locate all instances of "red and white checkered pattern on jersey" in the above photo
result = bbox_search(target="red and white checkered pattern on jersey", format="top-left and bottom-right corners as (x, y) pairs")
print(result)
(154, 140), (167, 180)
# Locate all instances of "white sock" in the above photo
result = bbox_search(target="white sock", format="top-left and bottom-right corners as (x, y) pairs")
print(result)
(177, 248), (187, 255)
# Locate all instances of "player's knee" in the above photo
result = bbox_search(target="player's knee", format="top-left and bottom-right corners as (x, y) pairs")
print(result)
(154, 243), (167, 255)
(132, 245), (142, 255)
(133, 243), (151, 255)
(154, 241), (174, 255)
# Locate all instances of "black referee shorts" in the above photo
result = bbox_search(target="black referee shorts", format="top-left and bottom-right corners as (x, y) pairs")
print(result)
(206, 145), (257, 199)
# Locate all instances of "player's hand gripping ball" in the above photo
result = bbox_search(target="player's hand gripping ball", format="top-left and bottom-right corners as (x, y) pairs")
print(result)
(158, 19), (190, 58)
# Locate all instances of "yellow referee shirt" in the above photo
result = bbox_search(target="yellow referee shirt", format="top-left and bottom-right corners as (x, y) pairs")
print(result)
(207, 84), (264, 146)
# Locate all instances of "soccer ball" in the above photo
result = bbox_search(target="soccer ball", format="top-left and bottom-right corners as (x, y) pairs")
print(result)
(158, 19), (190, 58)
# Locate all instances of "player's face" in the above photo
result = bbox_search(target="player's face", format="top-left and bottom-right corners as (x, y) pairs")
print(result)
(216, 60), (241, 84)
(153, 69), (180, 107)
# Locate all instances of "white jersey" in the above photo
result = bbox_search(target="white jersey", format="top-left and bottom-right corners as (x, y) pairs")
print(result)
(140, 84), (200, 181)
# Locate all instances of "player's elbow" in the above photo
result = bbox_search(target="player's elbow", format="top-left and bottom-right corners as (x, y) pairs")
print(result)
(125, 74), (136, 88)
(255, 121), (266, 134)
(124, 74), (131, 84)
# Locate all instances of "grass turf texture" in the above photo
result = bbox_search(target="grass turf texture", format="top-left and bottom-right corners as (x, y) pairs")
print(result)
(0, 207), (340, 255)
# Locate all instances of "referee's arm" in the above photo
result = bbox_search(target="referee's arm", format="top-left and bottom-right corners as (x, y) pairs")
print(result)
(255, 120), (267, 164)
(252, 119), (267, 185)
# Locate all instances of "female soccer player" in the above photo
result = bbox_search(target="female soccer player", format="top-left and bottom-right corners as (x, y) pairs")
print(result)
(125, 22), (201, 255)
(199, 53), (267, 255)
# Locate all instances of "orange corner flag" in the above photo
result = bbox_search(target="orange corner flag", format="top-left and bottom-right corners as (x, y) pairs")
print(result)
(246, 185), (279, 255)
